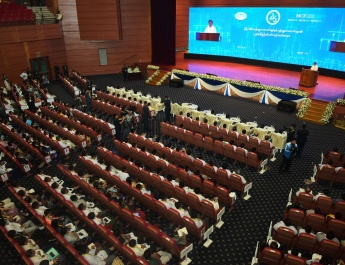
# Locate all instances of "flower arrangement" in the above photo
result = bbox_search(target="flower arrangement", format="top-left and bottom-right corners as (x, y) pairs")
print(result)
(296, 98), (312, 118)
(147, 65), (160, 70)
(172, 69), (310, 98)
(336, 98), (345, 105)
(320, 102), (336, 123)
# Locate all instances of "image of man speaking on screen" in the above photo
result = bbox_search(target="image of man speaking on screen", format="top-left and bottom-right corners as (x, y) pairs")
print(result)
(204, 20), (217, 33)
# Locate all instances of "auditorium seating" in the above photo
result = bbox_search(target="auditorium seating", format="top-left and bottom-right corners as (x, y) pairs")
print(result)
(160, 122), (268, 172)
(0, 2), (35, 26)
(40, 106), (101, 141)
(33, 174), (151, 265)
(7, 186), (89, 265)
(24, 110), (87, 148)
(0, 144), (31, 174)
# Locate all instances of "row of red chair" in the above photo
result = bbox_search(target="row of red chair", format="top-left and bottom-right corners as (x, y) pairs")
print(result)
(59, 75), (79, 96)
(161, 122), (268, 172)
(58, 163), (202, 254)
(0, 144), (31, 176)
(96, 91), (145, 115)
(33, 174), (150, 265)
(30, 80), (48, 101)
(323, 151), (345, 167)
(294, 192), (344, 215)
(272, 226), (342, 260)
(115, 135), (234, 203)
(71, 71), (87, 87)
(126, 133), (250, 194)
(0, 3), (35, 26)
(314, 164), (345, 185)
(88, 149), (226, 224)
(284, 208), (345, 238)
(80, 95), (122, 116)
(40, 106), (100, 142)
(24, 110), (87, 148)
(9, 114), (69, 159)
(175, 115), (273, 150)
(72, 109), (115, 136)
(0, 223), (35, 264)
(258, 247), (309, 265)
(0, 122), (48, 164)
(8, 186), (89, 265)
(58, 161), (195, 262)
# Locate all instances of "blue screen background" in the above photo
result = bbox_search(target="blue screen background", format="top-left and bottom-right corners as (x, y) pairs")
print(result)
(188, 7), (345, 71)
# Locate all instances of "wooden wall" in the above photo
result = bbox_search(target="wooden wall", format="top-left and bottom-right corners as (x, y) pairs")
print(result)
(176, 0), (345, 50)
(60, 0), (151, 76)
(76, 0), (122, 41)
(0, 24), (67, 82)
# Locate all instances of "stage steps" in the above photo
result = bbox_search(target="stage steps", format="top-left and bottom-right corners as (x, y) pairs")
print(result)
(146, 70), (170, 86)
(299, 99), (329, 125)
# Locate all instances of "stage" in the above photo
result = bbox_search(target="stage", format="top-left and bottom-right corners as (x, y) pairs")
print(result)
(159, 52), (345, 102)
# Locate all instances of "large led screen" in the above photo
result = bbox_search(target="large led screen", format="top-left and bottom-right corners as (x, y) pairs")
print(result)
(188, 7), (345, 71)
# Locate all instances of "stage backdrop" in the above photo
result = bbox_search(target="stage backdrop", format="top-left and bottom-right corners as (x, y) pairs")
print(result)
(188, 7), (345, 72)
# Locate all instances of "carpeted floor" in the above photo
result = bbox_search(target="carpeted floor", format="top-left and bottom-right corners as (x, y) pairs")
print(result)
(1, 73), (344, 265)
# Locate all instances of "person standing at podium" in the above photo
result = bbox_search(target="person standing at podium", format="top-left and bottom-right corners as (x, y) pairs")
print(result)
(204, 20), (217, 33)
(310, 62), (318, 71)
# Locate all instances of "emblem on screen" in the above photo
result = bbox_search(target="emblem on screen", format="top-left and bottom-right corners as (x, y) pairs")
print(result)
(235, 12), (247, 21)
(266, 10), (280, 25)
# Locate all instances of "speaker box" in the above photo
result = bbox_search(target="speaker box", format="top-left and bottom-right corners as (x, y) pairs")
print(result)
(169, 79), (183, 88)
(277, 100), (297, 113)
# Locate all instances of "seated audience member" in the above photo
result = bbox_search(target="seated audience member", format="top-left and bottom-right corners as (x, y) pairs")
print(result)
(273, 218), (298, 235)
(316, 231), (340, 244)
(313, 189), (330, 201)
(128, 239), (150, 257)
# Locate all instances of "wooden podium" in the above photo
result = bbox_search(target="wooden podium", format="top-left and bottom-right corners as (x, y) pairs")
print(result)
(299, 69), (318, 87)
(196, 33), (220, 41)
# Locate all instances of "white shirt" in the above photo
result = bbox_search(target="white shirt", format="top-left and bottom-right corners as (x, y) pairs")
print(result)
(204, 25), (217, 33)
(83, 253), (106, 265)
(311, 64), (318, 71)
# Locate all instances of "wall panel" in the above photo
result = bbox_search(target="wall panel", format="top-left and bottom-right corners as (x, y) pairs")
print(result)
(76, 0), (121, 40)
(0, 24), (66, 82)
(59, 0), (151, 76)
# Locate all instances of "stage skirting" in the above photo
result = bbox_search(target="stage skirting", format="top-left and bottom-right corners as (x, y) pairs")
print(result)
(171, 72), (306, 108)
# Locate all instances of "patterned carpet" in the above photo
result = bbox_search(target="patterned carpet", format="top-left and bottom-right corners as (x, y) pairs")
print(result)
(1, 73), (344, 265)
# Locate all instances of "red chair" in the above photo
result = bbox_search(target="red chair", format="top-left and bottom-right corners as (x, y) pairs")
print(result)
(331, 201), (345, 217)
(209, 125), (219, 139)
(203, 164), (217, 181)
(201, 200), (219, 220)
(293, 233), (317, 253)
(272, 227), (296, 248)
(294, 192), (314, 210)
(200, 122), (209, 136)
(175, 115), (184, 127)
(187, 193), (202, 213)
(217, 168), (230, 188)
(162, 180), (175, 197)
(258, 247), (283, 265)
(258, 140), (274, 158)
(182, 216), (205, 240)
(214, 140), (224, 156)
(324, 218), (345, 239)
(174, 186), (189, 205)
(178, 169), (192, 187)
(228, 131), (238, 145)
(237, 133), (248, 148)
(224, 144), (235, 160)
(204, 136), (214, 152)
(146, 225), (164, 246)
(313, 196), (332, 215)
(218, 128), (229, 142)
(202, 180), (216, 197)
(229, 173), (246, 194)
(332, 168), (345, 185)
(246, 151), (263, 172)
(304, 213), (326, 232)
(314, 239), (340, 258)
(283, 254), (306, 265)
(284, 208), (305, 227)
(216, 186), (234, 207)
(168, 208), (184, 226)
(190, 174), (203, 191)
(247, 136), (259, 151)
(194, 133), (204, 149)
(315, 166), (335, 183)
